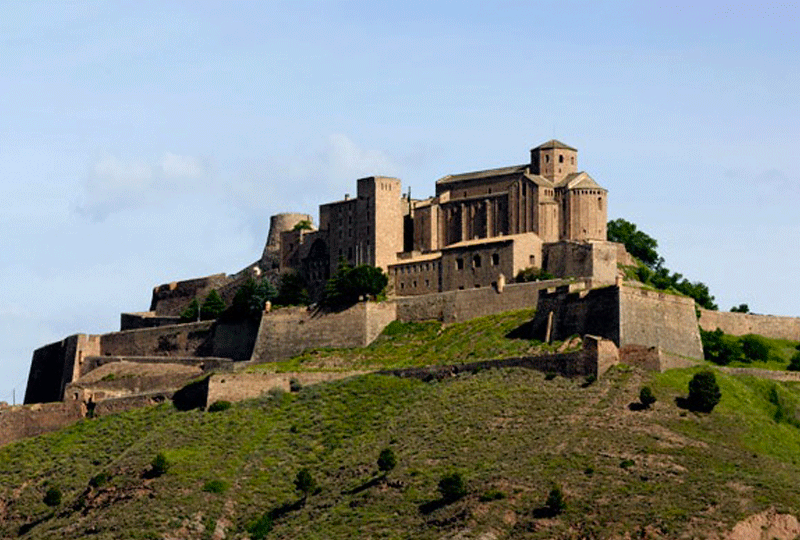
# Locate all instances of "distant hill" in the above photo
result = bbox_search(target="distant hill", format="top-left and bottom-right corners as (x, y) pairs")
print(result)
(4, 356), (800, 538)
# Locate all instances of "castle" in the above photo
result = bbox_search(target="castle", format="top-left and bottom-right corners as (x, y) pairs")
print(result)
(276, 140), (616, 298)
(7, 138), (800, 447)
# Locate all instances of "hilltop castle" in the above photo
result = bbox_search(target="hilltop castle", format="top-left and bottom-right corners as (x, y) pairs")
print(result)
(275, 140), (617, 298)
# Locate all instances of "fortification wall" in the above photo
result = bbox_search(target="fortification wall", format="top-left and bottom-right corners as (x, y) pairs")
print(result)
(698, 309), (800, 341)
(619, 286), (703, 360)
(210, 319), (262, 361)
(250, 301), (397, 363)
(93, 392), (171, 417)
(532, 286), (620, 344)
(381, 336), (618, 380)
(24, 334), (101, 404)
(149, 273), (230, 316)
(543, 241), (617, 286)
(98, 321), (214, 360)
(120, 312), (182, 331)
(619, 345), (700, 372)
(0, 401), (84, 447)
(205, 371), (366, 405)
(395, 280), (577, 324)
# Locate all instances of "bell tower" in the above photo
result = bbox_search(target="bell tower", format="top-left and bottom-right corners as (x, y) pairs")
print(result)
(530, 140), (578, 182)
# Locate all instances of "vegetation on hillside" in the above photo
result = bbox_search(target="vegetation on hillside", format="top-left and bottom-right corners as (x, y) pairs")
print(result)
(320, 260), (388, 311)
(608, 218), (718, 310)
(700, 327), (800, 370)
(5, 365), (800, 538)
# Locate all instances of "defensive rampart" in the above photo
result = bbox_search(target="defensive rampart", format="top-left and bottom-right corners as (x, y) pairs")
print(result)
(698, 309), (800, 341)
(99, 321), (215, 359)
(0, 401), (84, 447)
(24, 334), (101, 404)
(205, 371), (367, 405)
(250, 302), (397, 363)
(532, 285), (703, 361)
(381, 335), (618, 380)
(149, 273), (230, 316)
(395, 279), (585, 324)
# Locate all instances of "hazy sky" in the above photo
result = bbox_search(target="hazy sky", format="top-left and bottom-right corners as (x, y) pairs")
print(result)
(1, 1), (798, 403)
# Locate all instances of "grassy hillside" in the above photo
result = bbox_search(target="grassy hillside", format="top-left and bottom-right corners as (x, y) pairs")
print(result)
(255, 308), (572, 373)
(5, 363), (800, 539)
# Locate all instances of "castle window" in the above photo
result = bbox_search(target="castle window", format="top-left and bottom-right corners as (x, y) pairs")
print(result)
(456, 258), (464, 270)
(425, 279), (430, 287)
(473, 255), (482, 268)
(400, 282), (405, 289)
(598, 197), (603, 209)
(413, 280), (417, 287)
(491, 253), (500, 266)
(571, 157), (575, 165)
(545, 155), (550, 163)
(559, 154), (564, 163)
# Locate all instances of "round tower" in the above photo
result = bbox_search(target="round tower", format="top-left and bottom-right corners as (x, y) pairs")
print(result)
(261, 213), (313, 260)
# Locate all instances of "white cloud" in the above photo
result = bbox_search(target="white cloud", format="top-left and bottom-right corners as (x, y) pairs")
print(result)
(160, 152), (206, 179)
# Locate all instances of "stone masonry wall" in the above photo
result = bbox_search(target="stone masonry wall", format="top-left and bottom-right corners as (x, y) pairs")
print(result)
(99, 321), (215, 359)
(698, 309), (800, 341)
(24, 334), (101, 404)
(619, 286), (703, 360)
(395, 279), (580, 324)
(0, 401), (84, 447)
(205, 371), (367, 405)
(250, 301), (397, 363)
(149, 273), (230, 316)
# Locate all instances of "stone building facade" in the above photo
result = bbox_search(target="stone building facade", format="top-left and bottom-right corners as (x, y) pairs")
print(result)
(279, 140), (615, 296)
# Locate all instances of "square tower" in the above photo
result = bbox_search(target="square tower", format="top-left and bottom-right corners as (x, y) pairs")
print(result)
(530, 139), (578, 182)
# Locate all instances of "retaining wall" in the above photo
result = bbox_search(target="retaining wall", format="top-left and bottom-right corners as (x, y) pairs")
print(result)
(395, 279), (582, 324)
(698, 309), (800, 341)
(99, 321), (215, 359)
(0, 401), (84, 447)
(250, 301), (397, 363)
(205, 371), (367, 405)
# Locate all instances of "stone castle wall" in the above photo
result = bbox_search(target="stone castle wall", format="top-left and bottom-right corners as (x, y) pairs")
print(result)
(395, 279), (582, 324)
(149, 273), (230, 316)
(205, 371), (367, 405)
(250, 301), (397, 363)
(532, 285), (703, 361)
(619, 286), (703, 360)
(0, 401), (84, 447)
(698, 309), (800, 341)
(25, 334), (100, 404)
(99, 321), (215, 359)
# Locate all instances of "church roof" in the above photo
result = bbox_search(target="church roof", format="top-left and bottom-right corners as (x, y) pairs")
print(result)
(557, 172), (605, 190)
(532, 139), (577, 152)
(436, 164), (527, 185)
(522, 173), (555, 187)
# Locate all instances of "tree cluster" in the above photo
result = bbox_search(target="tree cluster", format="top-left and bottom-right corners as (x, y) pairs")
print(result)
(608, 218), (717, 310)
(701, 328), (774, 365)
(320, 261), (388, 311)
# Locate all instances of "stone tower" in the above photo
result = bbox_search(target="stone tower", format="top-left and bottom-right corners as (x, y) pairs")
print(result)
(530, 140), (578, 183)
(261, 212), (313, 267)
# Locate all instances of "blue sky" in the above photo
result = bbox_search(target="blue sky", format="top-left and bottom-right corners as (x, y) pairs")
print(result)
(1, 1), (798, 403)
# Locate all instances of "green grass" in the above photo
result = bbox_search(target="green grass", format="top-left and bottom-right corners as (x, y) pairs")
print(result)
(727, 336), (800, 371)
(6, 366), (800, 538)
(252, 308), (569, 373)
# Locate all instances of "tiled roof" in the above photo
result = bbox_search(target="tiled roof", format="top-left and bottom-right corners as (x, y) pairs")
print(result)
(532, 139), (577, 151)
(436, 164), (527, 185)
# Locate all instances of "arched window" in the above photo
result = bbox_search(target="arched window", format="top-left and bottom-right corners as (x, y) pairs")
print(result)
(559, 154), (564, 163)
(473, 255), (482, 268)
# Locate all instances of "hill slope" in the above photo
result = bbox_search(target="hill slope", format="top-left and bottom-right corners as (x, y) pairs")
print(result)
(4, 363), (800, 539)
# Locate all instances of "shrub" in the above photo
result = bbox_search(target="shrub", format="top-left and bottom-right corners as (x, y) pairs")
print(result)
(700, 328), (742, 365)
(43, 486), (62, 507)
(639, 386), (656, 408)
(226, 278), (278, 320)
(89, 472), (110, 488)
(150, 453), (170, 477)
(788, 352), (800, 372)
(274, 271), (311, 306)
(544, 372), (557, 381)
(619, 459), (635, 469)
(514, 267), (555, 283)
(479, 489), (506, 502)
(248, 512), (273, 540)
(202, 479), (228, 494)
(377, 448), (397, 473)
(208, 400), (232, 412)
(438, 472), (467, 502)
(730, 303), (750, 313)
(688, 371), (722, 413)
(294, 468), (316, 499)
(741, 334), (770, 363)
(289, 378), (303, 393)
(545, 486), (566, 515)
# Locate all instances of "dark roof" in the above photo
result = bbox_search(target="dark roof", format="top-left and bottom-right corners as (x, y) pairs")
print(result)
(532, 139), (577, 152)
(436, 164), (527, 185)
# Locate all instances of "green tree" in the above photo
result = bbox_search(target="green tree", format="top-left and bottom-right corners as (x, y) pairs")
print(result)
(688, 371), (722, 413)
(607, 218), (662, 268)
(294, 468), (316, 500)
(438, 472), (467, 502)
(639, 386), (656, 408)
(320, 261), (388, 310)
(274, 271), (311, 306)
(787, 351), (800, 372)
(545, 486), (567, 516)
(227, 278), (278, 320)
(43, 486), (62, 507)
(292, 219), (313, 231)
(741, 334), (770, 363)
(514, 267), (555, 283)
(179, 298), (201, 323)
(377, 448), (397, 473)
(150, 452), (170, 477)
(200, 290), (226, 320)
(731, 303), (750, 313)
(700, 328), (743, 365)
